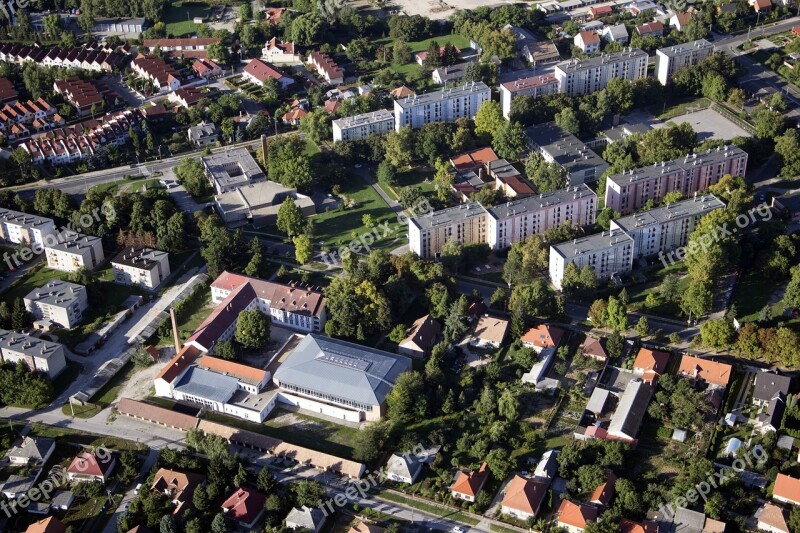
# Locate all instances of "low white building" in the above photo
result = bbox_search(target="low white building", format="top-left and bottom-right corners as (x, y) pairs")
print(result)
(44, 233), (104, 272)
(385, 452), (424, 484)
(549, 229), (634, 290)
(0, 208), (55, 246)
(24, 280), (88, 330)
(110, 246), (170, 290)
(0, 329), (67, 379)
(332, 110), (395, 143)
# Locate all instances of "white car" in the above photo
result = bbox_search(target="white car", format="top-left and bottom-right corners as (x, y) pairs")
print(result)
(453, 527), (465, 533)
(134, 483), (141, 494)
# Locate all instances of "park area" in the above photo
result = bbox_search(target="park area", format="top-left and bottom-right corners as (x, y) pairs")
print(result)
(163, 1), (210, 37)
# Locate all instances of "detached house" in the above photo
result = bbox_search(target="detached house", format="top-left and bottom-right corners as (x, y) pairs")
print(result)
(151, 468), (206, 515)
(575, 31), (601, 54)
(221, 487), (267, 529)
(632, 348), (670, 385)
(557, 500), (598, 533)
(451, 463), (489, 502)
(398, 314), (442, 358)
(242, 59), (293, 90)
(66, 451), (116, 483)
(635, 21), (664, 37)
(262, 38), (301, 64)
(521, 324), (564, 352)
(501, 475), (548, 520)
(753, 372), (792, 407)
(773, 473), (800, 506)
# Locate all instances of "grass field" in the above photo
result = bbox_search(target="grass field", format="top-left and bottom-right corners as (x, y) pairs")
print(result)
(61, 362), (137, 419)
(651, 96), (712, 121)
(377, 33), (472, 77)
(377, 491), (480, 525)
(312, 177), (402, 250)
(734, 267), (785, 322)
(164, 1), (210, 37)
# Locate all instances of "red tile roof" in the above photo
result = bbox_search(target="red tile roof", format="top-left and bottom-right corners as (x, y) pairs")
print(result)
(754, 0), (772, 10)
(521, 324), (564, 349)
(633, 348), (669, 376)
(243, 59), (287, 84)
(450, 146), (499, 172)
(557, 500), (598, 529)
(67, 451), (115, 477)
(26, 517), (67, 533)
(451, 462), (489, 497)
(774, 473), (800, 504)
(636, 21), (664, 35)
(589, 472), (617, 507)
(221, 487), (267, 524)
(501, 475), (547, 516)
(590, 5), (613, 16)
(578, 30), (600, 45)
(678, 355), (732, 387)
(620, 518), (658, 533)
(196, 355), (268, 385)
(757, 502), (789, 533)
(155, 344), (202, 384)
(501, 73), (558, 93)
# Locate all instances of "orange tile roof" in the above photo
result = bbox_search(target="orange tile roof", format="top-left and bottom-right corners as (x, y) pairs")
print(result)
(620, 518), (658, 533)
(521, 324), (564, 349)
(678, 355), (732, 387)
(452, 462), (489, 497)
(557, 500), (598, 529)
(758, 502), (789, 533)
(579, 30), (600, 45)
(589, 472), (617, 506)
(633, 348), (669, 375)
(26, 517), (67, 533)
(450, 146), (499, 171)
(501, 475), (547, 515)
(774, 473), (800, 504)
(156, 344), (202, 383)
(390, 85), (415, 98)
(196, 355), (268, 385)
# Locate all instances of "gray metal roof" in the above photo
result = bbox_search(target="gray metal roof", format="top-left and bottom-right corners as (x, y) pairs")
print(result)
(45, 232), (101, 253)
(8, 437), (54, 461)
(487, 184), (595, 220)
(273, 334), (412, 407)
(394, 82), (490, 110)
(111, 246), (168, 270)
(656, 38), (713, 58)
(410, 202), (488, 231)
(607, 379), (652, 439)
(173, 366), (239, 404)
(1, 475), (36, 495)
(0, 329), (63, 359)
(0, 208), (53, 230)
(607, 146), (747, 187)
(286, 506), (326, 530)
(551, 228), (633, 258)
(753, 372), (792, 402)
(586, 387), (611, 415)
(611, 195), (725, 231)
(24, 280), (85, 309)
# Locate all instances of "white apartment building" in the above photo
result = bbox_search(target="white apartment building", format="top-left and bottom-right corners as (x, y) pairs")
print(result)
(554, 48), (647, 97)
(0, 329), (66, 379)
(44, 233), (104, 272)
(499, 73), (559, 119)
(408, 203), (489, 258)
(24, 280), (88, 330)
(110, 247), (170, 290)
(486, 185), (597, 249)
(394, 82), (490, 131)
(655, 39), (714, 85)
(604, 145), (748, 214)
(332, 109), (395, 142)
(610, 194), (725, 258)
(0, 208), (55, 247)
(549, 229), (634, 290)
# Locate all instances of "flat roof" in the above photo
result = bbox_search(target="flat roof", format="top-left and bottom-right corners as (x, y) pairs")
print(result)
(551, 228), (633, 257)
(488, 184), (595, 219)
(111, 246), (168, 270)
(607, 145), (747, 187)
(656, 38), (713, 58)
(333, 109), (393, 130)
(611, 195), (725, 230)
(0, 329), (63, 359)
(524, 122), (608, 174)
(410, 202), (488, 231)
(394, 82), (489, 110)
(201, 147), (265, 187)
(173, 366), (239, 404)
(45, 232), (101, 253)
(555, 47), (647, 74)
(501, 73), (558, 93)
(0, 208), (53, 230)
(24, 280), (85, 308)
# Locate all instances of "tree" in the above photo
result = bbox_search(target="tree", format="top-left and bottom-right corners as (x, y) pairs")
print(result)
(701, 73), (727, 101)
(681, 280), (714, 318)
(700, 318), (735, 348)
(490, 287), (507, 310)
(212, 340), (237, 361)
(753, 107), (785, 140)
(498, 389), (519, 421)
(289, 13), (324, 45)
(353, 421), (390, 462)
(376, 161), (397, 186)
(267, 135), (313, 193)
(605, 296), (627, 331)
(211, 513), (231, 533)
(277, 198), (305, 237)
(160, 515), (177, 533)
(526, 154), (566, 193)
(444, 295), (471, 343)
(604, 78), (634, 114)
(257, 467), (277, 493)
(422, 39), (440, 69)
(474, 100), (504, 138)
(387, 371), (425, 421)
(293, 234), (313, 265)
(660, 274), (680, 302)
(634, 316), (650, 337)
(492, 121), (526, 160)
(588, 299), (607, 325)
(775, 129), (800, 178)
(486, 447), (515, 480)
(383, 127), (416, 167)
(234, 310), (270, 349)
(432, 158), (454, 202)
(175, 158), (211, 198)
(555, 108), (580, 134)
(325, 277), (392, 339)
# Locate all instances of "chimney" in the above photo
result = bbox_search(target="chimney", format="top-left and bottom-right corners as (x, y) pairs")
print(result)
(170, 307), (181, 354)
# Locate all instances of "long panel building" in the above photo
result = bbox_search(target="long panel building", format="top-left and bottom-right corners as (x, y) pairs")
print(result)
(604, 145), (747, 214)
(393, 82), (490, 131)
(409, 203), (489, 258)
(655, 39), (714, 85)
(554, 48), (647, 97)
(499, 74), (559, 119)
(332, 110), (395, 142)
(549, 229), (634, 290)
(610, 194), (725, 258)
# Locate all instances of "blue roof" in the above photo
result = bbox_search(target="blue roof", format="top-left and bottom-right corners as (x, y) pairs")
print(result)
(174, 367), (239, 404)
(273, 334), (412, 406)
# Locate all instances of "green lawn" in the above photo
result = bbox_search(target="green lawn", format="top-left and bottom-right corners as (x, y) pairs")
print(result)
(377, 33), (472, 77)
(155, 289), (213, 347)
(734, 267), (784, 322)
(312, 177), (402, 250)
(651, 97), (712, 121)
(303, 138), (321, 157)
(163, 1), (210, 37)
(377, 491), (480, 526)
(61, 362), (138, 419)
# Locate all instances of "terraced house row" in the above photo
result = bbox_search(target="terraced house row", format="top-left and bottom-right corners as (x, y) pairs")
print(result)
(0, 43), (126, 72)
(0, 98), (61, 140)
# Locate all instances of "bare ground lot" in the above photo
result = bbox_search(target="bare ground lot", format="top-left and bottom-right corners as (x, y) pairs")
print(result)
(387, 0), (510, 19)
(660, 108), (752, 141)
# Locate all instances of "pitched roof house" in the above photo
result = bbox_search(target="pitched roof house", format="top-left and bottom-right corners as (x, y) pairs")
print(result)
(451, 463), (489, 502)
(620, 518), (658, 533)
(471, 315), (509, 348)
(678, 355), (732, 388)
(151, 468), (206, 515)
(756, 502), (790, 533)
(773, 473), (800, 506)
(285, 505), (327, 532)
(633, 348), (670, 384)
(521, 324), (564, 352)
(500, 475), (548, 520)
(25, 517), (67, 533)
(589, 472), (617, 507)
(557, 500), (598, 532)
(399, 314), (442, 358)
(385, 452), (425, 484)
(66, 451), (116, 482)
(753, 372), (792, 406)
(242, 59), (293, 89)
(582, 336), (608, 361)
(221, 487), (268, 528)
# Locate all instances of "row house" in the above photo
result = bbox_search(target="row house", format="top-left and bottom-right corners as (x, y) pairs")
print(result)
(0, 99), (60, 138)
(54, 77), (104, 114)
(192, 58), (222, 79)
(143, 38), (219, 54)
(167, 87), (205, 109)
(131, 55), (182, 92)
(307, 50), (344, 85)
(0, 44), (125, 73)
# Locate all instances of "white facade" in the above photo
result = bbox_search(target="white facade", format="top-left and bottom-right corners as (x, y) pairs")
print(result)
(24, 280), (88, 330)
(549, 229), (634, 290)
(332, 110), (395, 142)
(408, 203), (489, 258)
(555, 48), (648, 97)
(0, 209), (55, 247)
(0, 330), (67, 379)
(499, 74), (559, 119)
(44, 233), (104, 272)
(111, 247), (170, 290)
(394, 82), (490, 131)
(655, 39), (714, 85)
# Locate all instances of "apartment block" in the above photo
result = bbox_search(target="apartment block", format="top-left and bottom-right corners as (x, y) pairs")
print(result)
(332, 109), (395, 142)
(110, 247), (170, 290)
(524, 122), (609, 184)
(0, 208), (55, 246)
(655, 39), (714, 85)
(486, 185), (597, 249)
(45, 233), (104, 272)
(549, 229), (634, 290)
(409, 203), (489, 258)
(24, 280), (88, 330)
(610, 194), (725, 258)
(499, 73), (559, 119)
(604, 145), (748, 214)
(0, 329), (66, 379)
(554, 48), (647, 97)
(394, 82), (490, 131)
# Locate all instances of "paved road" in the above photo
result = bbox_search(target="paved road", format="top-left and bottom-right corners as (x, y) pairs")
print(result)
(101, 448), (158, 533)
